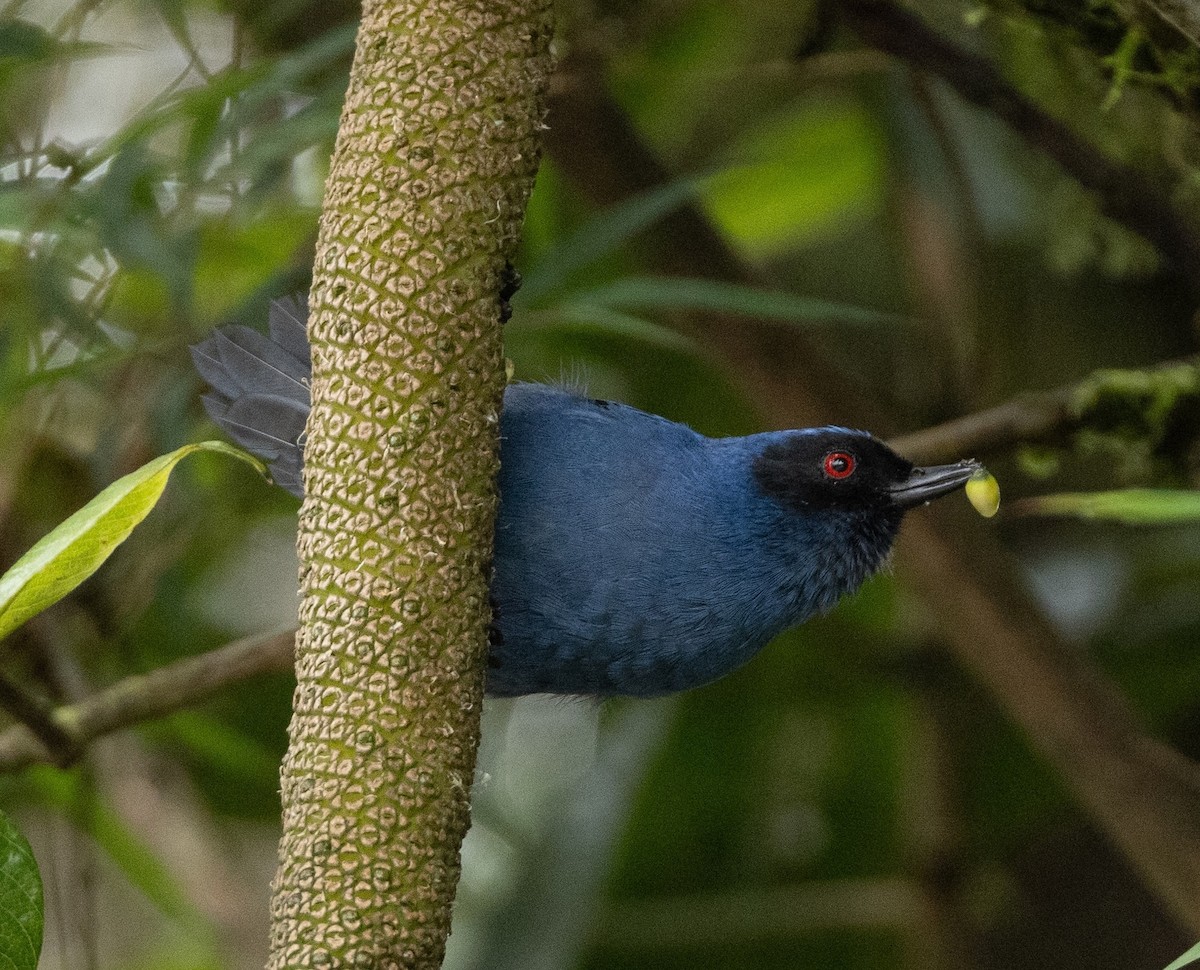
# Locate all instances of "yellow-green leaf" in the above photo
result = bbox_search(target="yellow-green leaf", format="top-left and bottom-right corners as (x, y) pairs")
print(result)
(574, 276), (905, 328)
(0, 441), (264, 643)
(702, 100), (885, 254)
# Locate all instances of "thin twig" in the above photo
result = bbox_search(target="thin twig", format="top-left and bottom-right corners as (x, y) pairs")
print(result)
(0, 628), (295, 771)
(905, 70), (985, 403)
(890, 382), (1080, 464)
(891, 354), (1199, 463)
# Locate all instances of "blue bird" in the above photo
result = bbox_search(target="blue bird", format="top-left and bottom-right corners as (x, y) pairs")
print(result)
(192, 297), (979, 697)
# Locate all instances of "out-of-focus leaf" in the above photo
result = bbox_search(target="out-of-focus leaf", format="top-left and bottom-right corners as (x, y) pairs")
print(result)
(0, 442), (265, 644)
(237, 20), (355, 109)
(702, 100), (885, 253)
(522, 304), (700, 355)
(1017, 489), (1200, 524)
(193, 211), (314, 320)
(160, 710), (283, 788)
(518, 160), (569, 272)
(449, 700), (672, 970)
(0, 19), (54, 63)
(219, 99), (341, 188)
(0, 18), (113, 66)
(93, 23), (353, 183)
(106, 268), (174, 326)
(113, 952), (223, 970)
(0, 807), (42, 970)
(520, 179), (701, 304)
(0, 187), (30, 231)
(574, 276), (905, 327)
(1163, 940), (1200, 970)
(86, 143), (195, 309)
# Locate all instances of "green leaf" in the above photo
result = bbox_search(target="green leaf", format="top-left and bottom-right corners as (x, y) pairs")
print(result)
(520, 179), (702, 304)
(1162, 940), (1200, 970)
(0, 19), (54, 63)
(160, 710), (283, 787)
(524, 304), (701, 355)
(91, 24), (353, 178)
(193, 210), (315, 321)
(574, 276), (905, 328)
(0, 442), (265, 643)
(0, 807), (42, 970)
(1017, 490), (1200, 524)
(701, 100), (885, 253)
(0, 19), (109, 66)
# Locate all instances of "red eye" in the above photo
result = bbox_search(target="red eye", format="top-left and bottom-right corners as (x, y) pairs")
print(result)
(823, 451), (855, 479)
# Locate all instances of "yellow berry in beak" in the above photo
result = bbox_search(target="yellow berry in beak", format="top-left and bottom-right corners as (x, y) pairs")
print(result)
(965, 468), (1000, 518)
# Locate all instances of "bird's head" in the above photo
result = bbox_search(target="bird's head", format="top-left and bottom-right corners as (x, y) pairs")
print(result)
(752, 429), (980, 518)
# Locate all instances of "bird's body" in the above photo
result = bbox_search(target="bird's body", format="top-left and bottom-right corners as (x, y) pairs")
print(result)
(491, 386), (897, 695)
(193, 298), (977, 697)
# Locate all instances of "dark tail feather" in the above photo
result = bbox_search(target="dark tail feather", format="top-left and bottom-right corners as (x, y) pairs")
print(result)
(192, 296), (312, 498)
(267, 295), (312, 365)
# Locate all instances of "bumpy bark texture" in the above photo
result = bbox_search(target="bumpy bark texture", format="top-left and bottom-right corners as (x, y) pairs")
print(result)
(268, 2), (553, 967)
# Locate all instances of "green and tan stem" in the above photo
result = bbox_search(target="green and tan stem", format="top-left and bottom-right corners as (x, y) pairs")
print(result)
(268, 2), (553, 967)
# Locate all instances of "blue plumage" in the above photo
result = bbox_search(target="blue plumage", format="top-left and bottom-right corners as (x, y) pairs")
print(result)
(490, 388), (887, 695)
(193, 298), (978, 697)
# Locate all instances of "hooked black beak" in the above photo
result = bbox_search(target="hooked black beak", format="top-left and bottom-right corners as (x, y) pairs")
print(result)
(888, 460), (981, 509)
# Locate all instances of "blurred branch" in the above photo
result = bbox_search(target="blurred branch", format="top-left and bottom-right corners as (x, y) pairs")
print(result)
(0, 628), (294, 771)
(896, 513), (1200, 931)
(838, 0), (1200, 284)
(0, 670), (77, 765)
(545, 53), (1200, 933)
(889, 381), (1078, 463)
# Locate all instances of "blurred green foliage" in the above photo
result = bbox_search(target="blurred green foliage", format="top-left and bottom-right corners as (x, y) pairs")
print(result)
(0, 0), (1199, 968)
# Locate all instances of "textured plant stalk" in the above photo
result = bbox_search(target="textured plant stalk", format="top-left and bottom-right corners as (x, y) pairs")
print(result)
(268, 2), (553, 968)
